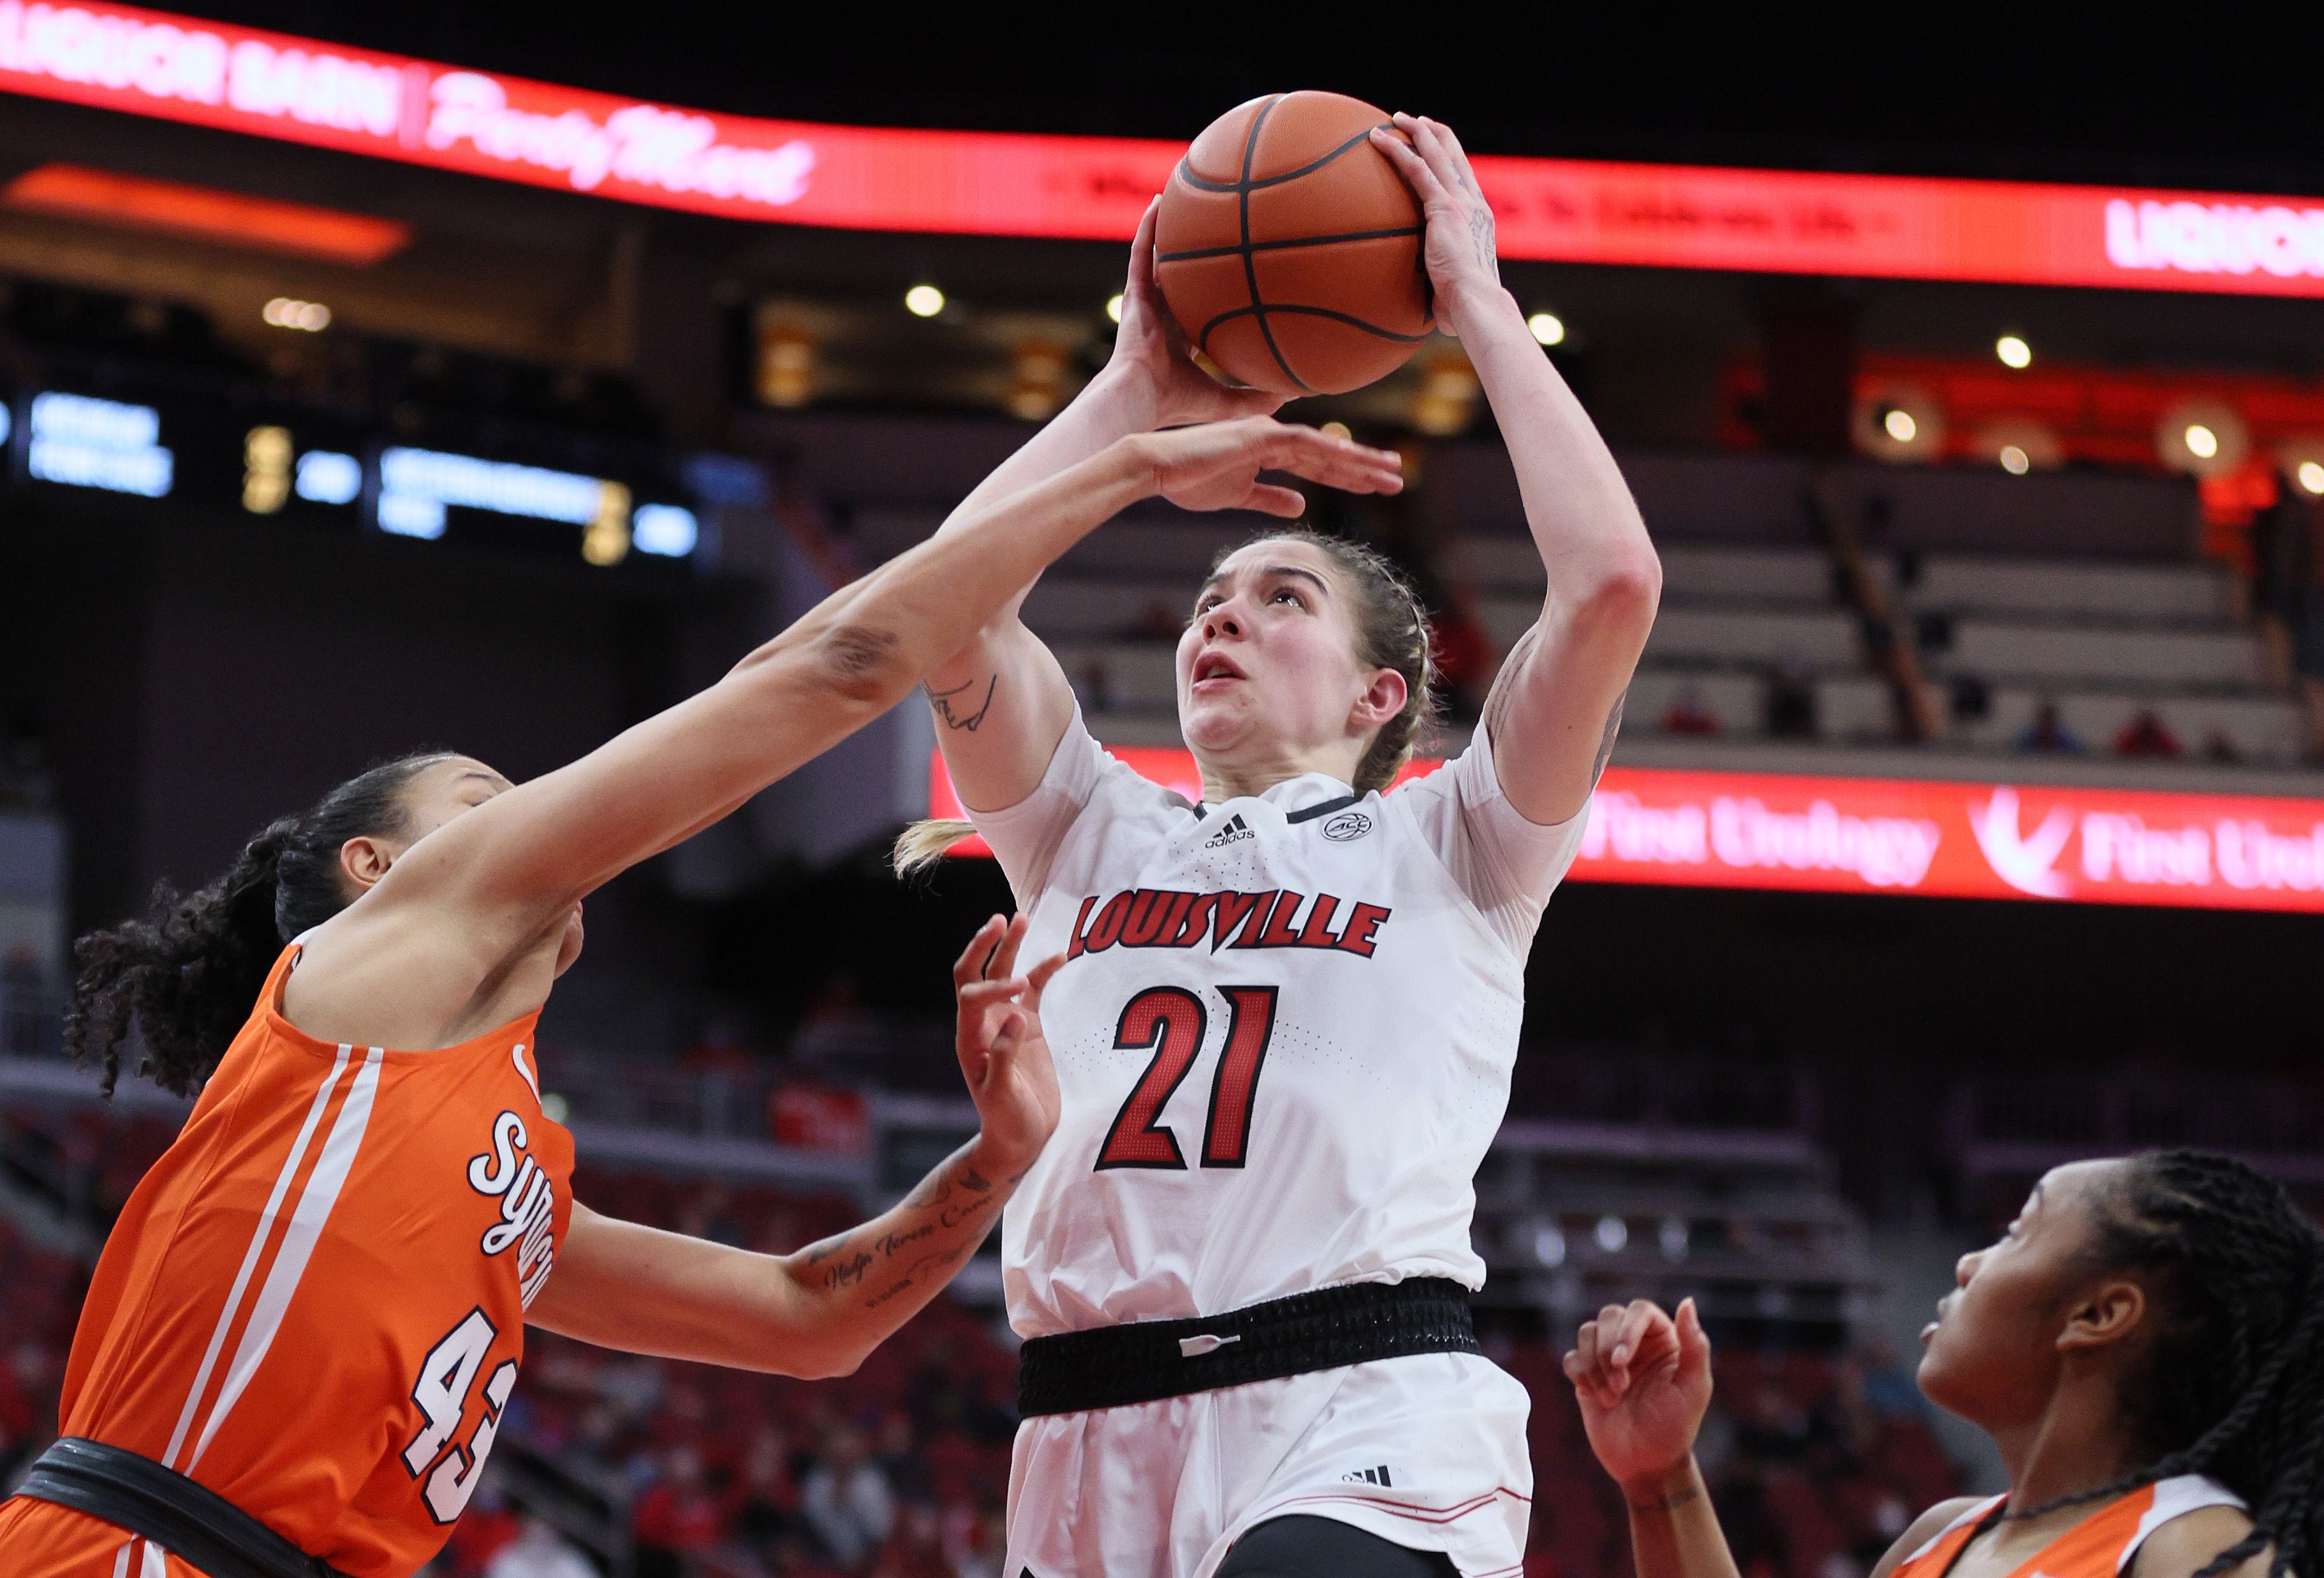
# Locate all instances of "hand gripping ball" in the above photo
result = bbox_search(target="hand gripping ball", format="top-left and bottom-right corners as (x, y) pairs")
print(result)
(1154, 91), (1434, 397)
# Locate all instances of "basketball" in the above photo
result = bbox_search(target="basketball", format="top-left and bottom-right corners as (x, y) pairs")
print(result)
(1154, 91), (1433, 397)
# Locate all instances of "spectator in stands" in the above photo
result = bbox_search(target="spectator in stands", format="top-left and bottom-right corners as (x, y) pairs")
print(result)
(872, 1501), (953, 1578)
(679, 1017), (758, 1076)
(484, 1514), (599, 1578)
(2014, 700), (2084, 755)
(1070, 656), (1112, 716)
(734, 1422), (803, 1551)
(876, 1411), (932, 1503)
(2249, 483), (2315, 694)
(790, 973), (881, 1073)
(1765, 655), (1818, 739)
(941, 1498), (1007, 1578)
(1427, 577), (1501, 721)
(1846, 1336), (1925, 1422)
(2300, 570), (2324, 763)
(2114, 708), (2182, 760)
(0, 721), (55, 811)
(1661, 682), (1722, 736)
(632, 1443), (729, 1578)
(438, 1470), (522, 1575)
(803, 1422), (897, 1567)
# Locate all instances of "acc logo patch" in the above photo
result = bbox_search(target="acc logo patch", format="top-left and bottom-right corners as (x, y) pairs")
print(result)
(1321, 811), (1373, 842)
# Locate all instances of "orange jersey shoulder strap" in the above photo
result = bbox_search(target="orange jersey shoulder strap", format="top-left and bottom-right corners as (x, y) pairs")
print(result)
(1892, 1479), (2247, 1578)
(1893, 1496), (2006, 1578)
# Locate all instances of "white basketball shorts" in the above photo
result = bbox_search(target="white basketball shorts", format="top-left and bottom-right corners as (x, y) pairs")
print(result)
(1003, 1351), (1533, 1578)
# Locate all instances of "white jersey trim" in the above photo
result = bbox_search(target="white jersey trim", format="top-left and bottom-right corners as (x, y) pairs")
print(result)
(2118, 1475), (2248, 1574)
(187, 1046), (385, 1471)
(161, 1042), (354, 1470)
(1900, 1495), (2005, 1567)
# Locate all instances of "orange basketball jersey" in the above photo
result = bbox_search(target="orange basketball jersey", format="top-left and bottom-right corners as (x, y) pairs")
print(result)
(0, 942), (573, 1577)
(1892, 1476), (2247, 1578)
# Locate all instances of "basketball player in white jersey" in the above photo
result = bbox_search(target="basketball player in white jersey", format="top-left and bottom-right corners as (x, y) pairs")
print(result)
(897, 113), (1659, 1578)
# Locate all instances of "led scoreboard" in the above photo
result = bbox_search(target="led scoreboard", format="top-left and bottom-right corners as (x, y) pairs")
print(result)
(3, 385), (703, 568)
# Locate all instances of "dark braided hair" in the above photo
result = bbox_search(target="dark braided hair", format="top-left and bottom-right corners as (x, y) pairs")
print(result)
(64, 752), (458, 1098)
(2015, 1150), (2324, 1578)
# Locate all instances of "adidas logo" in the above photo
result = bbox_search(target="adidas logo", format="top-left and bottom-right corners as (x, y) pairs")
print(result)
(1341, 1463), (1394, 1487)
(1205, 814), (1254, 848)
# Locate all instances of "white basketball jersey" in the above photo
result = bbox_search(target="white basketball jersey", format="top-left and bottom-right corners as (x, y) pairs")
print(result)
(969, 712), (1586, 1338)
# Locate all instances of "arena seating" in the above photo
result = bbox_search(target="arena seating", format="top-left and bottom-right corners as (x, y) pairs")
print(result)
(827, 428), (2302, 771)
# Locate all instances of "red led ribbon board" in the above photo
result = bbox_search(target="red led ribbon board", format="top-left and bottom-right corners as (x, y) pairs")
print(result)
(930, 749), (2324, 913)
(12, 3), (2324, 297)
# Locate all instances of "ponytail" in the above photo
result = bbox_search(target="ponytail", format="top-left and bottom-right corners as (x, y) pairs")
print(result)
(893, 818), (976, 878)
(64, 751), (456, 1096)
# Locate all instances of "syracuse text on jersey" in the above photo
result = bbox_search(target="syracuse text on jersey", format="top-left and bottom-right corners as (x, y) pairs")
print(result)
(1063, 888), (1394, 959)
(467, 1109), (559, 1308)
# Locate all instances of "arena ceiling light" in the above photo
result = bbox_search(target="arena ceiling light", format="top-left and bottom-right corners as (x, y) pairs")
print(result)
(1851, 382), (1945, 463)
(0, 165), (409, 265)
(1996, 334), (2033, 369)
(2155, 397), (2247, 477)
(904, 284), (945, 318)
(262, 297), (330, 331)
(2278, 439), (2324, 495)
(372, 445), (698, 560)
(1526, 311), (1566, 346)
(25, 391), (172, 497)
(1104, 294), (1124, 324)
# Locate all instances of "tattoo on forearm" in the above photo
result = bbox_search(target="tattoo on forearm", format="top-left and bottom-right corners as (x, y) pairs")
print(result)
(1628, 1482), (1702, 1514)
(819, 1250), (874, 1290)
(927, 674), (997, 732)
(1591, 689), (1627, 787)
(811, 1146), (1013, 1314)
(863, 1244), (980, 1310)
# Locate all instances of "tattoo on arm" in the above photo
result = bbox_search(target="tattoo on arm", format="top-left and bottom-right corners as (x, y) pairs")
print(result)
(1591, 689), (1627, 787)
(1628, 1480), (1702, 1515)
(1481, 624), (1541, 744)
(927, 674), (997, 732)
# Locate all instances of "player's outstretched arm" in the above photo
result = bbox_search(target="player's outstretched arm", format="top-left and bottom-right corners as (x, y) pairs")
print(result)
(293, 419), (1402, 1049)
(529, 916), (1062, 1377)
(922, 196), (1295, 817)
(1566, 1298), (1744, 1578)
(1374, 115), (1661, 827)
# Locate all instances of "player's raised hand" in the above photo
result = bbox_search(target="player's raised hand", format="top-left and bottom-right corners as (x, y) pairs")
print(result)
(1136, 417), (1403, 517)
(1564, 1297), (1714, 1491)
(952, 915), (1063, 1172)
(1107, 198), (1286, 429)
(1369, 114), (1502, 336)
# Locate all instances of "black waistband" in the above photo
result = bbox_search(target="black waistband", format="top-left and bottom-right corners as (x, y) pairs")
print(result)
(11, 1437), (349, 1578)
(1016, 1277), (1478, 1417)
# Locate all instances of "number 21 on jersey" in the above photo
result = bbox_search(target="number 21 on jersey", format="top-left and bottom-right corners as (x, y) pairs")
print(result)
(1095, 985), (1278, 1172)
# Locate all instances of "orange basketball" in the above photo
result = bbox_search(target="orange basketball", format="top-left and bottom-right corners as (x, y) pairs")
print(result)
(1154, 91), (1432, 397)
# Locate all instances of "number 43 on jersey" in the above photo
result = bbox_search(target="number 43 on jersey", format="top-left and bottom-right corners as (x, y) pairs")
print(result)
(1096, 984), (1278, 1172)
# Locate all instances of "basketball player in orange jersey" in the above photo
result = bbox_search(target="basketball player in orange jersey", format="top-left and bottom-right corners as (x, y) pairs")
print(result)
(0, 416), (1407, 1578)
(1564, 1151), (2323, 1578)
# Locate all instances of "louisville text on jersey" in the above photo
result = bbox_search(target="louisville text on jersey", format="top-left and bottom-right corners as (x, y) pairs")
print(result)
(1064, 888), (1392, 959)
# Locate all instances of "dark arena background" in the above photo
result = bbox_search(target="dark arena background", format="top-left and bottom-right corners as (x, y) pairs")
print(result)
(3, 7), (2323, 1575)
